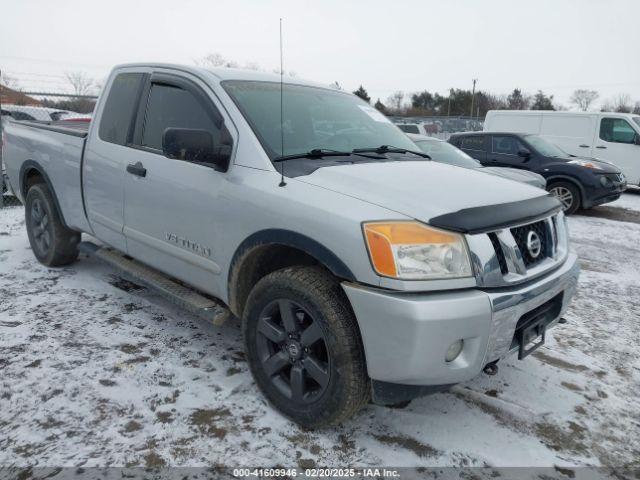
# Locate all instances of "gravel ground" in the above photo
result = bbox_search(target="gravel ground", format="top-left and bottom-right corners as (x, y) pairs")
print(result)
(0, 192), (639, 471)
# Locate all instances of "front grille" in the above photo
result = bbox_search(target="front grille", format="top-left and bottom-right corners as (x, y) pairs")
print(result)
(510, 220), (549, 268)
(488, 232), (508, 274)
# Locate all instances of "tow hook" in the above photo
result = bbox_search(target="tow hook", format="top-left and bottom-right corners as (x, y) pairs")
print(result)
(483, 361), (499, 376)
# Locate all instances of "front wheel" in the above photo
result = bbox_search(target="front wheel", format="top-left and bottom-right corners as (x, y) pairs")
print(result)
(547, 181), (581, 215)
(25, 184), (80, 266)
(242, 266), (369, 428)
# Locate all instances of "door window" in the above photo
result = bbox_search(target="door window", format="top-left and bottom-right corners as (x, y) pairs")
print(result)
(599, 118), (637, 144)
(141, 83), (222, 151)
(99, 73), (144, 145)
(460, 136), (485, 151)
(492, 136), (520, 155)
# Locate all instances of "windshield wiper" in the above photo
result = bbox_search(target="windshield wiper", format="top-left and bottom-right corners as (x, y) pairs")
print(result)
(273, 148), (384, 162)
(352, 145), (431, 159)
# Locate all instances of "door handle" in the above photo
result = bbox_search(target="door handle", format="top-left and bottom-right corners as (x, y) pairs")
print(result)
(126, 161), (147, 177)
(595, 145), (607, 149)
(579, 144), (590, 148)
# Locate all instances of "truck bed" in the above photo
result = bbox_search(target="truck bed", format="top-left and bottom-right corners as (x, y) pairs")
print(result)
(16, 119), (90, 137)
(2, 118), (91, 232)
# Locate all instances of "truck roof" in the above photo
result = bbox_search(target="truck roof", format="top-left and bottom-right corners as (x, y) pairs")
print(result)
(113, 63), (330, 90)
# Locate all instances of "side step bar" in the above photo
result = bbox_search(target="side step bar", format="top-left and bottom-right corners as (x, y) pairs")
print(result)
(78, 241), (230, 326)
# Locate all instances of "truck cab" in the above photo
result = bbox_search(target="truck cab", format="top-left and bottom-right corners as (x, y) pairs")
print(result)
(2, 64), (580, 428)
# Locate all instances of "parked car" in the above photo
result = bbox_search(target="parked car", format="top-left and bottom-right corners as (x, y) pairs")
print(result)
(484, 110), (640, 187)
(0, 105), (73, 122)
(395, 122), (431, 135)
(3, 63), (579, 428)
(408, 133), (546, 188)
(449, 132), (626, 214)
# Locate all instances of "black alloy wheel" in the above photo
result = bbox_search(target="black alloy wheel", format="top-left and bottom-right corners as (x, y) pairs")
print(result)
(256, 299), (331, 404)
(29, 197), (52, 258)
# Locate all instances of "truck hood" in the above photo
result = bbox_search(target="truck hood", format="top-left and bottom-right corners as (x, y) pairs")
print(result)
(296, 161), (548, 222)
(480, 166), (546, 188)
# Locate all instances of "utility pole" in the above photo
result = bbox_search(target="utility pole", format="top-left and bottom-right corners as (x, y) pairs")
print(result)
(470, 78), (477, 118)
(447, 88), (452, 116)
(0, 68), (4, 209)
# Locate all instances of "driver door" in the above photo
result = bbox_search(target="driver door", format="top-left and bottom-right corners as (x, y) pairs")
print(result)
(122, 72), (232, 297)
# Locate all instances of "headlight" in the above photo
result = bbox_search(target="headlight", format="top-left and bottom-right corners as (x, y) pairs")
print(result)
(568, 159), (602, 170)
(362, 221), (472, 280)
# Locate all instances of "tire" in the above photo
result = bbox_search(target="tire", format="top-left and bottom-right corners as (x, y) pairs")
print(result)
(25, 183), (80, 266)
(242, 266), (369, 428)
(547, 181), (581, 215)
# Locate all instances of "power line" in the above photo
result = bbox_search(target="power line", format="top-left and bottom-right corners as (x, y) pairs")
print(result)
(0, 54), (109, 70)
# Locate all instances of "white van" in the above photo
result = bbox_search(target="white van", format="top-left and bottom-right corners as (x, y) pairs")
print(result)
(484, 110), (640, 186)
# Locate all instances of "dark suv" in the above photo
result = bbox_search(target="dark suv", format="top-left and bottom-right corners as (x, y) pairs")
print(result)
(449, 132), (626, 214)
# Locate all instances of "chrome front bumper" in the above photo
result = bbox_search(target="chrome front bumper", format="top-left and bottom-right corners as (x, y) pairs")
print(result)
(342, 252), (580, 386)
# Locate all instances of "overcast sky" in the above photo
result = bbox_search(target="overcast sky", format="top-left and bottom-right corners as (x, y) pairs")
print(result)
(1, 0), (639, 109)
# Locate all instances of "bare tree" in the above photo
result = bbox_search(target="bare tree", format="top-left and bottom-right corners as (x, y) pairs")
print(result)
(613, 93), (633, 113)
(387, 91), (405, 113)
(197, 53), (238, 69)
(65, 71), (94, 96)
(0, 72), (21, 90)
(570, 89), (599, 111)
(602, 93), (633, 113)
(634, 101), (640, 115)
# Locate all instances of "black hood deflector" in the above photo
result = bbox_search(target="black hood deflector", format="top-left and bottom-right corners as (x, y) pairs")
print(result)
(429, 194), (562, 234)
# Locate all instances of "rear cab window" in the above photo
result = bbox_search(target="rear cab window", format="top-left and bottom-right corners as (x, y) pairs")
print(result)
(99, 73), (144, 145)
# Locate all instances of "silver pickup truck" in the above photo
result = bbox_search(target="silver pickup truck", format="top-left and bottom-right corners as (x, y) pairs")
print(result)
(3, 63), (579, 428)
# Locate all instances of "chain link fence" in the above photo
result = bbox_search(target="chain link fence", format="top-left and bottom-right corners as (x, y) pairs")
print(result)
(1, 78), (97, 209)
(389, 115), (484, 140)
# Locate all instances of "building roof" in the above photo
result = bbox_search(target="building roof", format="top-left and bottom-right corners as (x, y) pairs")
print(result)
(0, 85), (41, 106)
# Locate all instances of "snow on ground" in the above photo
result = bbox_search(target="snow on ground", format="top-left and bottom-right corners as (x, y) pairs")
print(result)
(0, 193), (639, 470)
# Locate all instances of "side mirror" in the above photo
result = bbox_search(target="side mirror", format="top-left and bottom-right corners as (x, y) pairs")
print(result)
(162, 128), (231, 171)
(517, 149), (531, 160)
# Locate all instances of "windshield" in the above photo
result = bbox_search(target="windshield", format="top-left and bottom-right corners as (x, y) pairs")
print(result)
(525, 134), (567, 157)
(414, 139), (480, 168)
(223, 80), (416, 159)
(633, 117), (640, 129)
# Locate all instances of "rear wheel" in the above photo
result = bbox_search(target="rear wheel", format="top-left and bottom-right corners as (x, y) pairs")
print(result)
(243, 266), (369, 428)
(547, 181), (581, 215)
(25, 184), (80, 266)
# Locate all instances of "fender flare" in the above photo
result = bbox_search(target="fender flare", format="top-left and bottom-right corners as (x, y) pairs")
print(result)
(229, 229), (356, 282)
(19, 160), (69, 227)
(544, 175), (587, 204)
(227, 229), (357, 313)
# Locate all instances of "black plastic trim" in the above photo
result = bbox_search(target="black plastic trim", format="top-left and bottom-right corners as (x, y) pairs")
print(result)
(371, 380), (454, 405)
(429, 194), (562, 234)
(13, 120), (88, 138)
(149, 73), (223, 128)
(229, 229), (356, 283)
(19, 160), (71, 228)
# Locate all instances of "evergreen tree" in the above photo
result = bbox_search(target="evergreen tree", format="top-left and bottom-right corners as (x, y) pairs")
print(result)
(374, 98), (387, 114)
(507, 89), (530, 110)
(531, 90), (555, 110)
(353, 85), (371, 103)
